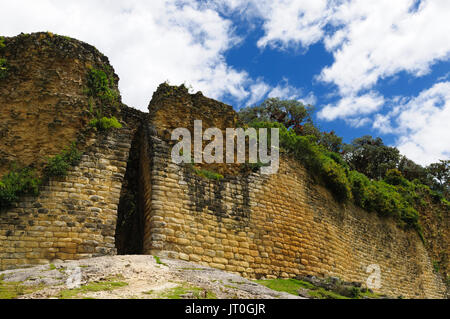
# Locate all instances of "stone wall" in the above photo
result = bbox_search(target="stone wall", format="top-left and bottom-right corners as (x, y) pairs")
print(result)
(144, 134), (447, 299)
(0, 32), (120, 177)
(0, 128), (132, 270)
(0, 32), (447, 299)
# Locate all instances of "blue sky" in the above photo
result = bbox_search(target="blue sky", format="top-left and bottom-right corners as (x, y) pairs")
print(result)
(1, 0), (450, 165)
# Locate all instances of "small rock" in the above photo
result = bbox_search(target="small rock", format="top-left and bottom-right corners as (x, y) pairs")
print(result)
(297, 288), (311, 298)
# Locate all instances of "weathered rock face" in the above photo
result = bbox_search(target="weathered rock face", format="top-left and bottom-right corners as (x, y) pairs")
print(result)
(0, 32), (448, 298)
(0, 32), (120, 177)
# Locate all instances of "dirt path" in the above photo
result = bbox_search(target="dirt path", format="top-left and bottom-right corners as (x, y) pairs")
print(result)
(0, 255), (302, 299)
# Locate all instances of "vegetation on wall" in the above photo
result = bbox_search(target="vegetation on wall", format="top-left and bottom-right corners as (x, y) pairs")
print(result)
(89, 116), (122, 131)
(240, 99), (449, 234)
(192, 166), (224, 181)
(44, 143), (82, 178)
(0, 166), (40, 209)
(86, 67), (119, 105)
(86, 67), (123, 132)
(0, 143), (82, 210)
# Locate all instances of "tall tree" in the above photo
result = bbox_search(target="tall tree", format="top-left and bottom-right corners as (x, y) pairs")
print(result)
(397, 156), (428, 183)
(238, 98), (315, 135)
(343, 136), (400, 180)
(427, 160), (450, 197)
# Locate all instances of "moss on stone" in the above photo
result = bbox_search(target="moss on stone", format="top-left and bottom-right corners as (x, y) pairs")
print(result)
(57, 280), (128, 299)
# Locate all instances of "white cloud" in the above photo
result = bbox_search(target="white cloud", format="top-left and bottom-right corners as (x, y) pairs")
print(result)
(255, 0), (330, 50)
(373, 81), (450, 165)
(227, 0), (450, 130)
(0, 0), (254, 110)
(345, 117), (371, 128)
(268, 79), (316, 104)
(318, 91), (384, 121)
(372, 114), (394, 134)
(241, 78), (316, 109)
(246, 80), (271, 106)
(320, 0), (450, 96)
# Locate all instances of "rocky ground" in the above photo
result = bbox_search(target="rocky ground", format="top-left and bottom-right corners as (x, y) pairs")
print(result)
(0, 255), (302, 299)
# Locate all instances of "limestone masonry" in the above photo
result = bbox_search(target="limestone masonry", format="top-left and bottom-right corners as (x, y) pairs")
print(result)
(0, 33), (448, 298)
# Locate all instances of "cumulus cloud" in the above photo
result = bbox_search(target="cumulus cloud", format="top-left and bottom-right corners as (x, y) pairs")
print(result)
(0, 0), (255, 110)
(255, 0), (330, 50)
(227, 0), (450, 127)
(320, 0), (450, 96)
(373, 82), (450, 165)
(246, 80), (271, 106)
(318, 91), (384, 121)
(268, 80), (317, 105)
(242, 78), (316, 108)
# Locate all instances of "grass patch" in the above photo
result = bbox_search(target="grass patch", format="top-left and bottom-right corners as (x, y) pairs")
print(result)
(156, 284), (217, 299)
(255, 278), (383, 299)
(307, 287), (350, 299)
(58, 280), (128, 299)
(154, 256), (167, 266)
(0, 276), (44, 299)
(254, 278), (315, 295)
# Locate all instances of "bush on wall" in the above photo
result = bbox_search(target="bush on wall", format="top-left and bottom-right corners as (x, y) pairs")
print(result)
(0, 166), (40, 209)
(44, 142), (81, 178)
(249, 121), (425, 231)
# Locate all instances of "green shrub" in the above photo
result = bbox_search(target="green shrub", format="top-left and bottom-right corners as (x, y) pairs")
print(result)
(0, 36), (5, 48)
(249, 121), (424, 230)
(243, 161), (270, 172)
(350, 287), (361, 298)
(325, 151), (349, 168)
(45, 154), (70, 177)
(319, 154), (352, 202)
(348, 170), (371, 207)
(89, 116), (122, 131)
(384, 169), (408, 187)
(250, 121), (351, 202)
(86, 67), (118, 104)
(44, 143), (81, 178)
(192, 167), (224, 180)
(0, 167), (40, 209)
(400, 206), (419, 228)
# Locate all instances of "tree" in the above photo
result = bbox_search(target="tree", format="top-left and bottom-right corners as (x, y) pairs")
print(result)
(343, 136), (400, 180)
(427, 160), (449, 197)
(238, 98), (315, 135)
(397, 156), (428, 183)
(319, 131), (343, 153)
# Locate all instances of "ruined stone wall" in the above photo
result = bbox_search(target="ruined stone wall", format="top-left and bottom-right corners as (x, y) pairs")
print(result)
(0, 32), (120, 177)
(0, 32), (447, 299)
(0, 128), (132, 270)
(144, 133), (447, 299)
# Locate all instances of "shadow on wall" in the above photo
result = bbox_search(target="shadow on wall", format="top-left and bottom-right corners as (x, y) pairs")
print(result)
(115, 125), (145, 255)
